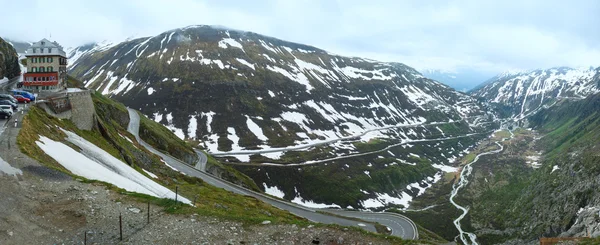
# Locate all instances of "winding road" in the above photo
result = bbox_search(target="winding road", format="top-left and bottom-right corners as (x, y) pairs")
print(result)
(211, 119), (476, 157)
(127, 108), (418, 240)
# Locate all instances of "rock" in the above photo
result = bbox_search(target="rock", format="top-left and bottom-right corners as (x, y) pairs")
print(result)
(230, 227), (237, 231)
(7, 231), (13, 236)
(308, 225), (314, 228)
(127, 207), (141, 213)
(261, 220), (271, 225)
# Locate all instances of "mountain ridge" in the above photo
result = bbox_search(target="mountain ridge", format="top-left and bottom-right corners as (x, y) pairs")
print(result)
(67, 25), (495, 209)
(470, 66), (600, 118)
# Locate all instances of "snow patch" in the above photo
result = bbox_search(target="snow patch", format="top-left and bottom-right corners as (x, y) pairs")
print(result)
(36, 131), (190, 204)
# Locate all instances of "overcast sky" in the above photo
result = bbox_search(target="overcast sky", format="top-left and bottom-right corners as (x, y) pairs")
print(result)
(2, 0), (599, 77)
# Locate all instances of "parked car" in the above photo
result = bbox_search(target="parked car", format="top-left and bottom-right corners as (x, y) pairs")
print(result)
(0, 94), (18, 104)
(0, 100), (17, 110)
(0, 105), (12, 119)
(10, 90), (35, 102)
(12, 94), (30, 103)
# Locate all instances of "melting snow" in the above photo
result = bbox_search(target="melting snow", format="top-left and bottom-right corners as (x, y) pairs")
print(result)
(0, 157), (22, 176)
(361, 192), (412, 209)
(142, 169), (158, 179)
(246, 116), (268, 141)
(218, 38), (245, 52)
(263, 183), (285, 198)
(188, 115), (197, 138)
(36, 131), (190, 204)
(432, 164), (458, 172)
(235, 58), (255, 70)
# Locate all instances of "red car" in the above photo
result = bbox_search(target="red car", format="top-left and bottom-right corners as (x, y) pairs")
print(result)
(12, 94), (30, 103)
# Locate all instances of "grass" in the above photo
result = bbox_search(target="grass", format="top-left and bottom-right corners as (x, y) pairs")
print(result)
(16, 95), (414, 243)
(493, 130), (511, 139)
(17, 101), (305, 226)
(66, 74), (84, 88)
(137, 110), (198, 164)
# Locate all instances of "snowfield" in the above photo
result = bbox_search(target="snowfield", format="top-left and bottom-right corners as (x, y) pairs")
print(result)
(0, 157), (22, 176)
(36, 130), (191, 204)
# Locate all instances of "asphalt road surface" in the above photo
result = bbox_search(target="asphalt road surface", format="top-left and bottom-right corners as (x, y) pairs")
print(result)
(127, 108), (418, 240)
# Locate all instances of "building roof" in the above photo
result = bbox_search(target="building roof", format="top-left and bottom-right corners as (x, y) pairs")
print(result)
(26, 38), (67, 57)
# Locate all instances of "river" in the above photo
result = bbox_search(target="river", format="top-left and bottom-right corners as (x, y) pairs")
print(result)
(449, 129), (514, 245)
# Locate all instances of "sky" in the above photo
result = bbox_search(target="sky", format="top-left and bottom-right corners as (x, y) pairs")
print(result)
(2, 0), (599, 86)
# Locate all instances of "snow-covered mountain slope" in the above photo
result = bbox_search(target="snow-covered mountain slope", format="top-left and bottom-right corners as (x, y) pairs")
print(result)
(471, 67), (600, 118)
(68, 25), (491, 152)
(67, 25), (496, 209)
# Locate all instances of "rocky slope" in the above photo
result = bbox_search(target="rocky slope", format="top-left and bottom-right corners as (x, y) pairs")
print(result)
(0, 37), (20, 79)
(450, 93), (600, 244)
(67, 25), (496, 209)
(470, 67), (600, 118)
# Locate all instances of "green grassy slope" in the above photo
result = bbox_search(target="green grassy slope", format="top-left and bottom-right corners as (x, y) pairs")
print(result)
(17, 94), (295, 225)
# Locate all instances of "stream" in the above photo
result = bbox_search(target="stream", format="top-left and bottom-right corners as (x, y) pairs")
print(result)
(449, 129), (514, 245)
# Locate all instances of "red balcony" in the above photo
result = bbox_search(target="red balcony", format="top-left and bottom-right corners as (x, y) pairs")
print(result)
(23, 72), (59, 86)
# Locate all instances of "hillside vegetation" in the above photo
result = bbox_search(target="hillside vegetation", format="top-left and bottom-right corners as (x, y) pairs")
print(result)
(17, 93), (299, 226)
(452, 93), (600, 243)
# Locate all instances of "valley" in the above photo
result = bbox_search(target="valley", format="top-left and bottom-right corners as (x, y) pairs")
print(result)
(65, 25), (498, 211)
(2, 13), (600, 244)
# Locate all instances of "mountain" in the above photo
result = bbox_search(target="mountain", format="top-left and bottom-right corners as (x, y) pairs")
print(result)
(0, 37), (20, 79)
(470, 67), (600, 118)
(421, 68), (494, 92)
(5, 38), (31, 53)
(67, 25), (496, 209)
(462, 92), (600, 243)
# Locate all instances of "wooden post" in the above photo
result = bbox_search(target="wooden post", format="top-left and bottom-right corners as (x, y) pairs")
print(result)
(193, 195), (197, 206)
(175, 186), (178, 202)
(119, 213), (123, 241)
(147, 202), (150, 224)
(84, 231), (87, 245)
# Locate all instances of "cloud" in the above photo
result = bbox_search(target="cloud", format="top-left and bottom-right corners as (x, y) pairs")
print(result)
(1, 0), (598, 82)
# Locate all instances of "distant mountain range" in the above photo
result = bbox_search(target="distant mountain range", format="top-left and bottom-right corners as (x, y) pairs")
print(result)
(420, 68), (495, 92)
(470, 66), (600, 118)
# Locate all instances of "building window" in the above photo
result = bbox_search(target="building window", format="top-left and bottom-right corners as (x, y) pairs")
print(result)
(48, 57), (53, 62)
(32, 67), (37, 72)
(48, 66), (53, 72)
(40, 67), (45, 72)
